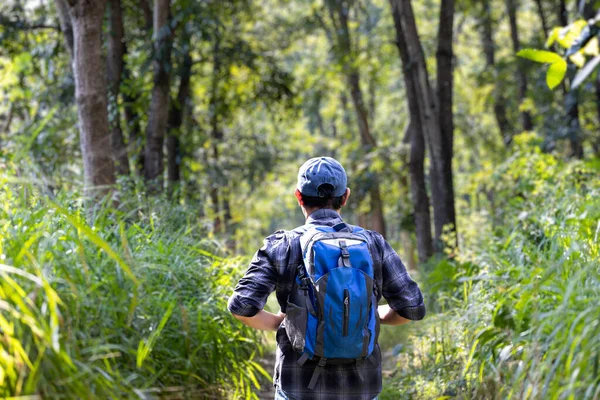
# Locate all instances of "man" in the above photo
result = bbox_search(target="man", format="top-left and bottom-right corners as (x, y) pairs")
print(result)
(228, 157), (425, 400)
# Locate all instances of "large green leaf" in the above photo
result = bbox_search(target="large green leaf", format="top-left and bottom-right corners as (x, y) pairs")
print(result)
(546, 59), (567, 90)
(517, 49), (563, 64)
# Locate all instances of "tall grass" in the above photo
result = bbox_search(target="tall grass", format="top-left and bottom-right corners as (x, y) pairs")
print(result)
(0, 169), (268, 398)
(383, 135), (600, 399)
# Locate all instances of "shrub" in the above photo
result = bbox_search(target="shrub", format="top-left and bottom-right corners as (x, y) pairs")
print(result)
(0, 168), (268, 398)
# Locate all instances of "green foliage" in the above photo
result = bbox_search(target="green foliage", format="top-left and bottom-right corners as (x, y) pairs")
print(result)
(517, 49), (567, 89)
(383, 141), (600, 399)
(527, 11), (600, 90)
(0, 163), (265, 398)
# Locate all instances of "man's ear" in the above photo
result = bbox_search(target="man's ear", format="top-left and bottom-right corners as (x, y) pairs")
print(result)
(341, 188), (351, 206)
(295, 189), (304, 206)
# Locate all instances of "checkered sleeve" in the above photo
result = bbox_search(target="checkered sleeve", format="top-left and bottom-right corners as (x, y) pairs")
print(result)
(227, 231), (287, 317)
(376, 234), (426, 321)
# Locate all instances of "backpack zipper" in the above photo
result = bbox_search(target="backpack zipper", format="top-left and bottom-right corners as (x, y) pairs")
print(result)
(343, 289), (349, 336)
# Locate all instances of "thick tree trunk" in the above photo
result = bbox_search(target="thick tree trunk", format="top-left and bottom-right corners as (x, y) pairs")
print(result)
(331, 0), (386, 237)
(482, 0), (511, 142)
(389, 0), (434, 262)
(68, 0), (116, 195)
(436, 0), (457, 250)
(143, 0), (172, 189)
(167, 39), (192, 195)
(506, 0), (533, 132)
(407, 123), (434, 263)
(107, 0), (130, 176)
(389, 0), (452, 253)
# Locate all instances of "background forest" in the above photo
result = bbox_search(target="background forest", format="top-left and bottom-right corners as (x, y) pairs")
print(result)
(0, 0), (599, 398)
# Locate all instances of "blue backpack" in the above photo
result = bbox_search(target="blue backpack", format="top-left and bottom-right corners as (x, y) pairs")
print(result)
(284, 222), (380, 389)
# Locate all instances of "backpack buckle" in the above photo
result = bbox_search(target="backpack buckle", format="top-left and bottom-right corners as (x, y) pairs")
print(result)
(339, 240), (351, 267)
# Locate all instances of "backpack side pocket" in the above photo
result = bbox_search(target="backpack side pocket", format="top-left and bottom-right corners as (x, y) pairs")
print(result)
(284, 302), (307, 353)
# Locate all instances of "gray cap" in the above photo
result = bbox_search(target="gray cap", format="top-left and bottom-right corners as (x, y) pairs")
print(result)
(297, 157), (347, 198)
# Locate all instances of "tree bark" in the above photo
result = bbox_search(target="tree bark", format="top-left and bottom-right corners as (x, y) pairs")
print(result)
(107, 0), (130, 176)
(167, 36), (192, 195)
(481, 0), (511, 142)
(329, 0), (386, 237)
(406, 123), (434, 263)
(210, 35), (225, 233)
(558, 0), (584, 159)
(140, 0), (153, 30)
(67, 0), (116, 196)
(143, 0), (172, 189)
(122, 65), (144, 175)
(389, 0), (452, 253)
(506, 0), (533, 132)
(55, 0), (73, 58)
(533, 0), (549, 39)
(436, 0), (457, 250)
(389, 0), (434, 262)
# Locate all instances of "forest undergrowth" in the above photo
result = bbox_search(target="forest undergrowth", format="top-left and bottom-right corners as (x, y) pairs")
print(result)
(380, 135), (600, 399)
(0, 161), (270, 399)
(1, 134), (599, 399)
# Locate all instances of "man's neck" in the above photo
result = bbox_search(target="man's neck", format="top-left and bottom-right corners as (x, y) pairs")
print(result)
(303, 207), (340, 220)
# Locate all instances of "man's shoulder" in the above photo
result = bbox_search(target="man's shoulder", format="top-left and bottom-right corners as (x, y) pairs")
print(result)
(261, 226), (305, 255)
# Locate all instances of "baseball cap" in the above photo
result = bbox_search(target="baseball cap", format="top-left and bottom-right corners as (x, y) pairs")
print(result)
(297, 157), (347, 198)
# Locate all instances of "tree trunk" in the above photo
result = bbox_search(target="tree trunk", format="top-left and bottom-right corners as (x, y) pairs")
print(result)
(107, 0), (130, 176)
(389, 0), (452, 253)
(389, 0), (434, 262)
(436, 0), (457, 250)
(506, 0), (533, 132)
(68, 0), (116, 196)
(558, 0), (584, 159)
(330, 0), (386, 236)
(122, 65), (144, 175)
(140, 0), (153, 30)
(210, 35), (225, 233)
(533, 0), (549, 39)
(167, 36), (192, 195)
(481, 0), (511, 142)
(407, 123), (434, 263)
(55, 0), (73, 58)
(143, 0), (172, 189)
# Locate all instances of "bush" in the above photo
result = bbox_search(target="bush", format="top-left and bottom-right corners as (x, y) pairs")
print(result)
(0, 168), (268, 398)
(383, 138), (600, 399)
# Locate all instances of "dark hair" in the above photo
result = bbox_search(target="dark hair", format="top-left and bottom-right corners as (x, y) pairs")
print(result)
(300, 184), (346, 210)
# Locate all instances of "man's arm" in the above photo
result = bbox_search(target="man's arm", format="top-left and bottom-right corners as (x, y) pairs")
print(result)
(378, 304), (411, 326)
(376, 233), (426, 322)
(232, 310), (286, 331)
(228, 232), (285, 328)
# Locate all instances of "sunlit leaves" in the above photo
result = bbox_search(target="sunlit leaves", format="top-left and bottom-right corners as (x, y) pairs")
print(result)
(517, 49), (567, 90)
(545, 59), (568, 89)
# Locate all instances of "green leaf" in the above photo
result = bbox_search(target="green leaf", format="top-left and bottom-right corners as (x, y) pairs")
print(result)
(546, 27), (561, 48)
(546, 59), (567, 89)
(517, 49), (563, 64)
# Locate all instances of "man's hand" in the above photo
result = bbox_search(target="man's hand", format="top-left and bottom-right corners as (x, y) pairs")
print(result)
(232, 310), (286, 331)
(378, 304), (411, 326)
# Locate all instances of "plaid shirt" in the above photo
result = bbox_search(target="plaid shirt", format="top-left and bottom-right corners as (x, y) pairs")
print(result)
(228, 209), (426, 400)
